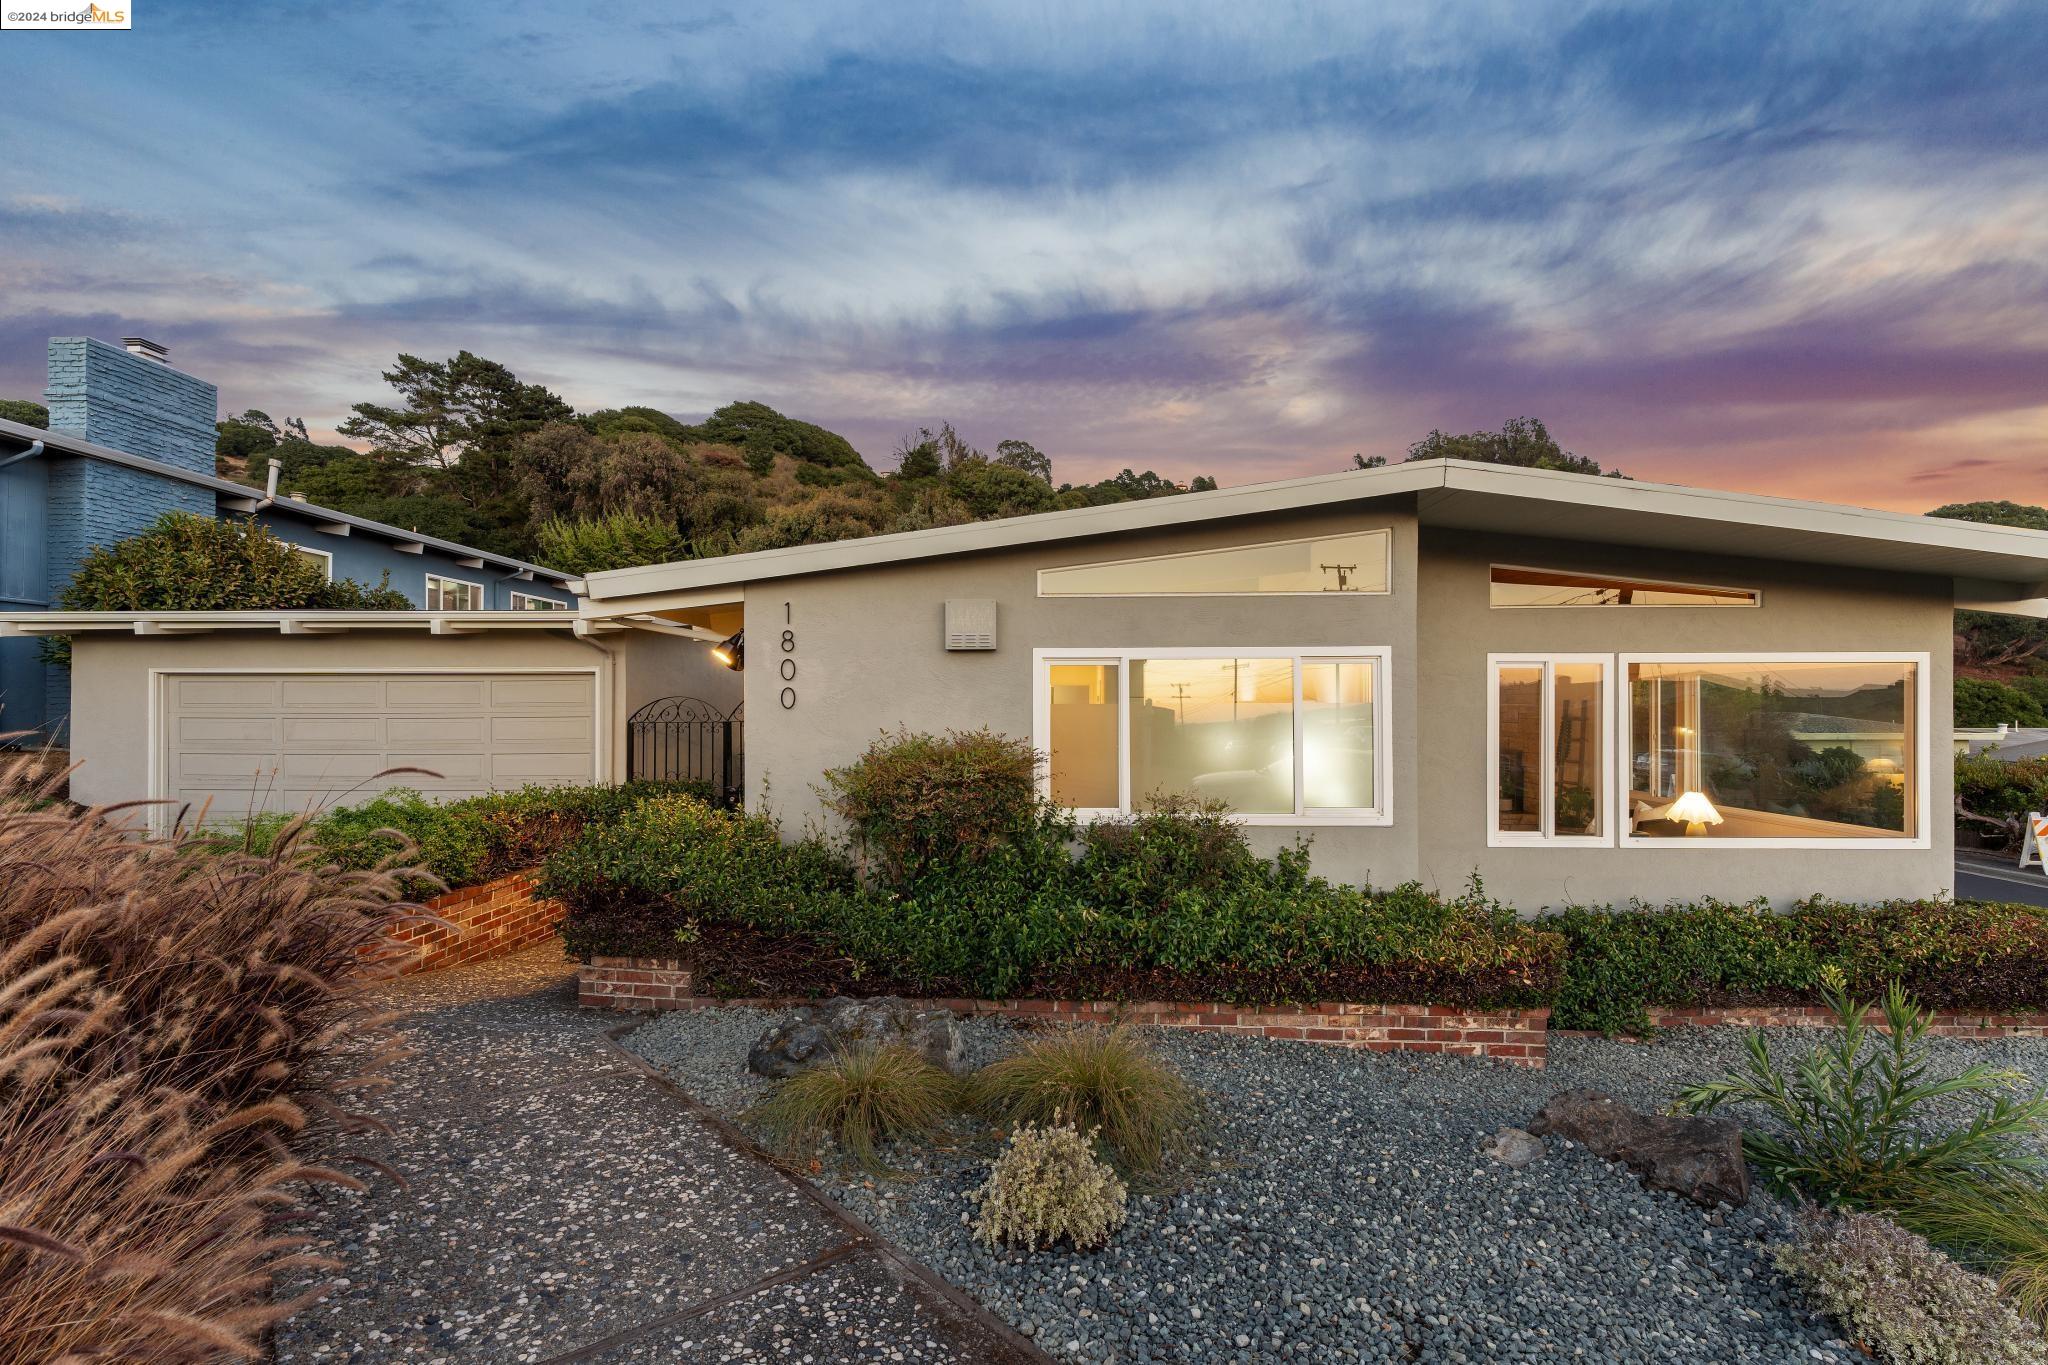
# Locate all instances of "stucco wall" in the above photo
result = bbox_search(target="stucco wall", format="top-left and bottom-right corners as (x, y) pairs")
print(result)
(1413, 528), (1955, 908)
(736, 509), (1955, 910)
(64, 629), (717, 808)
(743, 499), (1422, 884)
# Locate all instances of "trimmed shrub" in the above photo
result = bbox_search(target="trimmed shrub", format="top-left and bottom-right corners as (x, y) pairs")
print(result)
(1773, 1209), (2048, 1365)
(543, 787), (1562, 1008)
(822, 728), (1046, 882)
(745, 1043), (958, 1171)
(1551, 897), (2048, 1035)
(1958, 755), (2048, 851)
(968, 1024), (1199, 1174)
(971, 1120), (1129, 1253)
(1673, 973), (2048, 1208)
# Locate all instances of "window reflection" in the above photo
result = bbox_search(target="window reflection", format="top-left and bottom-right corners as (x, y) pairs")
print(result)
(1129, 658), (1294, 814)
(1628, 661), (1915, 839)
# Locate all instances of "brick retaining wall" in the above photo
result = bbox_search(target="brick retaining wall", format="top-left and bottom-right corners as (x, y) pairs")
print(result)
(399, 872), (565, 975)
(577, 958), (1553, 1067)
(1558, 1003), (2048, 1042)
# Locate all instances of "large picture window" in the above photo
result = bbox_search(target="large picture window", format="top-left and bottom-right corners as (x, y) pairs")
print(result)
(1039, 530), (1390, 597)
(1488, 656), (1610, 845)
(1623, 655), (1925, 846)
(1036, 647), (1390, 823)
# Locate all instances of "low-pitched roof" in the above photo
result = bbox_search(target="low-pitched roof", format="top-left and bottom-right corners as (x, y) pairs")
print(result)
(0, 417), (574, 586)
(582, 458), (2048, 616)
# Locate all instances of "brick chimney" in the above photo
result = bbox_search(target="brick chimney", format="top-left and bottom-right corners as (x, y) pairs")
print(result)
(43, 336), (218, 476)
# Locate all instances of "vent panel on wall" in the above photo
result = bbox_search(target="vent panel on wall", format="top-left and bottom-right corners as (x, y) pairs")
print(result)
(943, 599), (997, 651)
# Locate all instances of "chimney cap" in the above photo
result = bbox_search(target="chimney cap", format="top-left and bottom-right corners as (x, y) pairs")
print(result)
(121, 337), (168, 363)
(286, 491), (308, 502)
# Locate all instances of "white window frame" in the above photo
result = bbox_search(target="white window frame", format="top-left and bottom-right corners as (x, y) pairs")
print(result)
(1489, 564), (1761, 609)
(425, 573), (485, 611)
(510, 590), (568, 610)
(1032, 645), (1393, 826)
(1486, 653), (1615, 848)
(1037, 529), (1393, 598)
(293, 545), (334, 581)
(1615, 651), (1931, 851)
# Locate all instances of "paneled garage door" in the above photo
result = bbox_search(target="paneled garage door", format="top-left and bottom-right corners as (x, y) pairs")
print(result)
(157, 671), (598, 819)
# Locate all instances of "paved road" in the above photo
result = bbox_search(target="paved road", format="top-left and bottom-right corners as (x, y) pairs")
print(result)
(276, 946), (1042, 1364)
(1956, 855), (2048, 908)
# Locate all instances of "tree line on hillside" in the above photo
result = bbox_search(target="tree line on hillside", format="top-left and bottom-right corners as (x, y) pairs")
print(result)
(7, 353), (2047, 700)
(203, 352), (1217, 573)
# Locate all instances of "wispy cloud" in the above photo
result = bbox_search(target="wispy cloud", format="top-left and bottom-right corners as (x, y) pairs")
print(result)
(0, 0), (2043, 510)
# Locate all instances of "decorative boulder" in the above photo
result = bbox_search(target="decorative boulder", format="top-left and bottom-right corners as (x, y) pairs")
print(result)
(1527, 1088), (1750, 1208)
(747, 996), (967, 1079)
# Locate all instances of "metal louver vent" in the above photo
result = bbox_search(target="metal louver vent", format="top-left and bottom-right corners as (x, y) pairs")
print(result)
(943, 598), (997, 651)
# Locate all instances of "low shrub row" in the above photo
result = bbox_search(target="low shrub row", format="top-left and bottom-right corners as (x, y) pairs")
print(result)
(244, 779), (706, 893)
(1552, 896), (2048, 1035)
(1957, 753), (2048, 850)
(541, 783), (1563, 1010)
(543, 794), (1562, 1007)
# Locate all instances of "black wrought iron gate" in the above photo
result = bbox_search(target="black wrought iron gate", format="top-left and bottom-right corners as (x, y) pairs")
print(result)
(626, 696), (743, 806)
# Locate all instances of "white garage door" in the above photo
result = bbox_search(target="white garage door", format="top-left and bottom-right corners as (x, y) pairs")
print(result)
(158, 671), (598, 819)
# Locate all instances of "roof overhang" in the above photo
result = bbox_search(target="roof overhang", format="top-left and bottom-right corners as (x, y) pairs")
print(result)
(0, 611), (591, 638)
(0, 417), (574, 587)
(580, 459), (2048, 619)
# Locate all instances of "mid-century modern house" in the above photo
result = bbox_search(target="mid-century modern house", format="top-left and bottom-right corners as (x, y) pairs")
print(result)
(8, 457), (2048, 909)
(0, 337), (577, 741)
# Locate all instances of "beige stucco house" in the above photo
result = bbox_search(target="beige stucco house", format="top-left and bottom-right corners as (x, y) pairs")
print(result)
(10, 458), (2048, 909)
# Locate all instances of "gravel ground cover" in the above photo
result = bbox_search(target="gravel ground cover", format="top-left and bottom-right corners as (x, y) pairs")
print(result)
(628, 1008), (2048, 1365)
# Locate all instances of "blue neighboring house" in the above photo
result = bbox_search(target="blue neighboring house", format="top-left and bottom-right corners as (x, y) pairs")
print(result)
(0, 336), (578, 742)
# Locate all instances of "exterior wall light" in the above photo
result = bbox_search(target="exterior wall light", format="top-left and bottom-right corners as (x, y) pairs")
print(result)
(712, 629), (744, 671)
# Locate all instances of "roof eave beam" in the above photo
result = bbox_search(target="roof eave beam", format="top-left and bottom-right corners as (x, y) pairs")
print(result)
(1956, 577), (2048, 619)
(314, 521), (351, 536)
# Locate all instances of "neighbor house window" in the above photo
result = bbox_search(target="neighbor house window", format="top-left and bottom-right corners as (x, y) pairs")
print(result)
(425, 573), (484, 611)
(1035, 647), (1390, 823)
(1624, 655), (1924, 845)
(294, 545), (334, 581)
(1039, 530), (1391, 597)
(1489, 656), (1610, 845)
(1491, 565), (1757, 608)
(510, 591), (568, 610)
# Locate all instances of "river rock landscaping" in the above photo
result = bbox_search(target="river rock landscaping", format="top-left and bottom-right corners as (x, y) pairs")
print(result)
(623, 1007), (2048, 1364)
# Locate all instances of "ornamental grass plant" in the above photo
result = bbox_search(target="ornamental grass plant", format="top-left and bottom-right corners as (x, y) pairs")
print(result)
(968, 1023), (1200, 1175)
(0, 752), (415, 1358)
(745, 1042), (960, 1171)
(1901, 1177), (2048, 1330)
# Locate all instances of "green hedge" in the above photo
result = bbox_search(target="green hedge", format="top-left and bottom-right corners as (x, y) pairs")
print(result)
(1957, 754), (2048, 848)
(540, 790), (1564, 1009)
(1551, 897), (2048, 1035)
(243, 780), (706, 893)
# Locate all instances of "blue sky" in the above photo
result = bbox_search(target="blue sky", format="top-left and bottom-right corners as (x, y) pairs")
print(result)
(2, 0), (2044, 506)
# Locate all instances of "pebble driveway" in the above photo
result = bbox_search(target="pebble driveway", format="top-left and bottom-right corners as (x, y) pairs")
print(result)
(275, 945), (1044, 1363)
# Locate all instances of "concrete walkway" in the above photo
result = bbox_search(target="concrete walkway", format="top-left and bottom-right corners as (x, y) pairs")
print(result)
(276, 946), (1043, 1364)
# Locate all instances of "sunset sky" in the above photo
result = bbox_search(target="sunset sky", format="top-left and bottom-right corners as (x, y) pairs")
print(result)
(3, 1), (2044, 509)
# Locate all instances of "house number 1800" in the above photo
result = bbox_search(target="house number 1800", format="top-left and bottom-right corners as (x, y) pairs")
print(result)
(778, 603), (797, 709)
